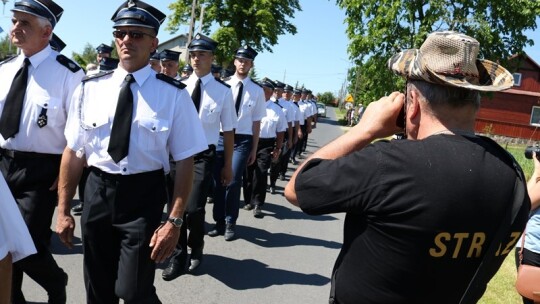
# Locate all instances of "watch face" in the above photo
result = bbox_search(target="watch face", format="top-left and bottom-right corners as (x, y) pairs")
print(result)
(170, 217), (182, 226)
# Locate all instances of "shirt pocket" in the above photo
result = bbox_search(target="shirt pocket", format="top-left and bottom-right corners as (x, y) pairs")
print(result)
(201, 102), (220, 124)
(81, 111), (110, 152)
(33, 96), (63, 127)
(138, 116), (169, 151)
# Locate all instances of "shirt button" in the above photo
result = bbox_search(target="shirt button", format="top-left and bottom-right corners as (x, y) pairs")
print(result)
(122, 168), (127, 172)
(152, 126), (156, 131)
(44, 103), (48, 107)
(93, 123), (96, 127)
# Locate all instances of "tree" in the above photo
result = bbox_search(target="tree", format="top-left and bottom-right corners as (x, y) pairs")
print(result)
(166, 0), (302, 66)
(318, 91), (335, 105)
(0, 34), (17, 60)
(337, 0), (540, 105)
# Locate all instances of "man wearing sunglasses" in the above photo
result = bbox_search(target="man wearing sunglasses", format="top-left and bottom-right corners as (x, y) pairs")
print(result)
(0, 1), (84, 303)
(56, 1), (207, 303)
(285, 31), (530, 303)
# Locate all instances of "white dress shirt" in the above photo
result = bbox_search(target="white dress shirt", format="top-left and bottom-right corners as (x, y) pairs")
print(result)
(0, 46), (84, 154)
(226, 76), (266, 135)
(65, 65), (208, 175)
(260, 100), (287, 138)
(183, 73), (237, 145)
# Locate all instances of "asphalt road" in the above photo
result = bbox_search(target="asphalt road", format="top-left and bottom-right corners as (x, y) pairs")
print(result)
(21, 106), (347, 304)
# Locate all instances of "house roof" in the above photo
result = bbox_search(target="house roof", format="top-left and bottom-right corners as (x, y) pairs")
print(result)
(508, 52), (540, 71)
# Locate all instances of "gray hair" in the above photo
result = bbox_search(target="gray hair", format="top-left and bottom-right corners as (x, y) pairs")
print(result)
(35, 16), (53, 40)
(407, 80), (481, 111)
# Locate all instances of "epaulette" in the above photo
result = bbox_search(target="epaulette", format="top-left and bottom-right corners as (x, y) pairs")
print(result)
(56, 54), (81, 73)
(0, 55), (17, 66)
(156, 73), (186, 90)
(214, 77), (231, 88)
(82, 70), (113, 82)
(252, 80), (262, 88)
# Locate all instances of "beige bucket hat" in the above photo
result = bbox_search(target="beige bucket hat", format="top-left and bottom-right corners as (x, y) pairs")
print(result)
(388, 31), (513, 92)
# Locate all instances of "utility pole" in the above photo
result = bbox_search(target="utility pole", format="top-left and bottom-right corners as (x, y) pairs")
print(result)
(197, 5), (205, 33)
(185, 0), (198, 63)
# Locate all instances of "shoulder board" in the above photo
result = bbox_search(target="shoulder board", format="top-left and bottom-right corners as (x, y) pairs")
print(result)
(56, 54), (81, 73)
(252, 80), (262, 88)
(274, 101), (284, 109)
(156, 73), (187, 90)
(82, 70), (113, 82)
(0, 55), (17, 66)
(214, 77), (231, 88)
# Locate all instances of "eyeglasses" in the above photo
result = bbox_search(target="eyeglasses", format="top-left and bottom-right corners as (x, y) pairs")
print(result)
(112, 30), (155, 40)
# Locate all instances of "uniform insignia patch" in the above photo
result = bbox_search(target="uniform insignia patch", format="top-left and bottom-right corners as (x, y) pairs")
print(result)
(56, 54), (82, 73)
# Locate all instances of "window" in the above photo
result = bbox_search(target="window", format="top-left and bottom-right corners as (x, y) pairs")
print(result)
(530, 106), (540, 126)
(513, 73), (522, 87)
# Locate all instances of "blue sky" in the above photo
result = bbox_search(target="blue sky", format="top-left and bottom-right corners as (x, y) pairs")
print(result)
(0, 1), (538, 96)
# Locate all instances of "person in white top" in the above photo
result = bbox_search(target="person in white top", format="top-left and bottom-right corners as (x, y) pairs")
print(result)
(243, 78), (287, 217)
(56, 1), (207, 302)
(290, 88), (310, 164)
(207, 45), (266, 241)
(0, 1), (84, 302)
(0, 174), (36, 304)
(160, 49), (181, 80)
(163, 32), (237, 281)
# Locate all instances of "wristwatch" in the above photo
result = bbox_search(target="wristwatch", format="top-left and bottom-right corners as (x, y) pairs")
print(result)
(167, 217), (183, 228)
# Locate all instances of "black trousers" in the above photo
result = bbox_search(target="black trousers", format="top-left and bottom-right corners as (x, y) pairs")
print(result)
(243, 138), (275, 207)
(0, 153), (66, 304)
(292, 123), (307, 160)
(269, 139), (287, 187)
(515, 247), (540, 304)
(82, 167), (167, 304)
(173, 146), (216, 260)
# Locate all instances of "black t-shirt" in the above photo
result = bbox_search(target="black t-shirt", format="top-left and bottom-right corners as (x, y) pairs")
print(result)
(295, 134), (530, 304)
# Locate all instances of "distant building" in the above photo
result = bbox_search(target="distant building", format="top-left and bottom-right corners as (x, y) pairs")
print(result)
(157, 34), (188, 62)
(475, 53), (540, 141)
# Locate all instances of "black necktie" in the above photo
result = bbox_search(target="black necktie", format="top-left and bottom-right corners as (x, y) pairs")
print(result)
(108, 74), (135, 163)
(192, 78), (202, 112)
(235, 81), (243, 115)
(0, 58), (30, 139)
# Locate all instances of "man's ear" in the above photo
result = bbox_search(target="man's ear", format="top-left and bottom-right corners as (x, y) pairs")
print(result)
(408, 89), (421, 120)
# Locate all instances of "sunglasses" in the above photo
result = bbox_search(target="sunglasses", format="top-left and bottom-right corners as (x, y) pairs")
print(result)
(112, 30), (155, 40)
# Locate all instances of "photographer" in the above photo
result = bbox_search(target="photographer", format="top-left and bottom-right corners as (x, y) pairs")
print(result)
(516, 150), (540, 304)
(285, 31), (530, 303)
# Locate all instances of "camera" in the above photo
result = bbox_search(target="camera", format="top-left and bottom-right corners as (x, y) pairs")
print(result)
(525, 146), (540, 159)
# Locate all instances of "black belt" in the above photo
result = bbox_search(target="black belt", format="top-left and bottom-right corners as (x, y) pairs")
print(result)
(90, 166), (164, 182)
(259, 138), (276, 142)
(0, 148), (61, 159)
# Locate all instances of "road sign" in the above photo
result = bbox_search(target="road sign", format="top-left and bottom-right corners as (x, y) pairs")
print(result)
(345, 94), (354, 102)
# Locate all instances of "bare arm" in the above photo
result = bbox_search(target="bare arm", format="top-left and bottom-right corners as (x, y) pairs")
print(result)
(285, 92), (405, 206)
(220, 130), (235, 186)
(528, 153), (540, 211)
(247, 121), (261, 166)
(56, 147), (86, 249)
(150, 157), (193, 263)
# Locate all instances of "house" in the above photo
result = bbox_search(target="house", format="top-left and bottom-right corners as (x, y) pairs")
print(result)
(475, 53), (540, 141)
(157, 33), (189, 62)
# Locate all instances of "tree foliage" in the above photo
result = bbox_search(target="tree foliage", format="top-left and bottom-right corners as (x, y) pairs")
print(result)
(0, 34), (17, 60)
(337, 0), (540, 105)
(318, 91), (336, 105)
(166, 0), (301, 67)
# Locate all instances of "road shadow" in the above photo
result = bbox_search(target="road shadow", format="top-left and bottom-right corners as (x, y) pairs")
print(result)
(50, 232), (83, 255)
(236, 224), (341, 249)
(254, 195), (338, 223)
(189, 255), (330, 290)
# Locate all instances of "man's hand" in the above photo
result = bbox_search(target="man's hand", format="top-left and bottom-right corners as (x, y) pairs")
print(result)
(247, 149), (257, 166)
(150, 223), (181, 263)
(220, 165), (233, 186)
(353, 92), (405, 140)
(56, 213), (75, 249)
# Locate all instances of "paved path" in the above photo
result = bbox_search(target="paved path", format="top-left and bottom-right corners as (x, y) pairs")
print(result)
(22, 107), (346, 304)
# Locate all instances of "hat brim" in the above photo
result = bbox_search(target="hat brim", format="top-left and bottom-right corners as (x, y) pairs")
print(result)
(388, 49), (514, 92)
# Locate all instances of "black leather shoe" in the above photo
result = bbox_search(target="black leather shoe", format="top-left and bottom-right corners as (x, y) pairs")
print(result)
(253, 205), (263, 218)
(270, 186), (276, 194)
(206, 196), (214, 204)
(224, 223), (235, 241)
(279, 174), (285, 181)
(207, 223), (225, 237)
(243, 204), (253, 211)
(162, 254), (187, 281)
(189, 246), (204, 272)
(71, 202), (84, 215)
